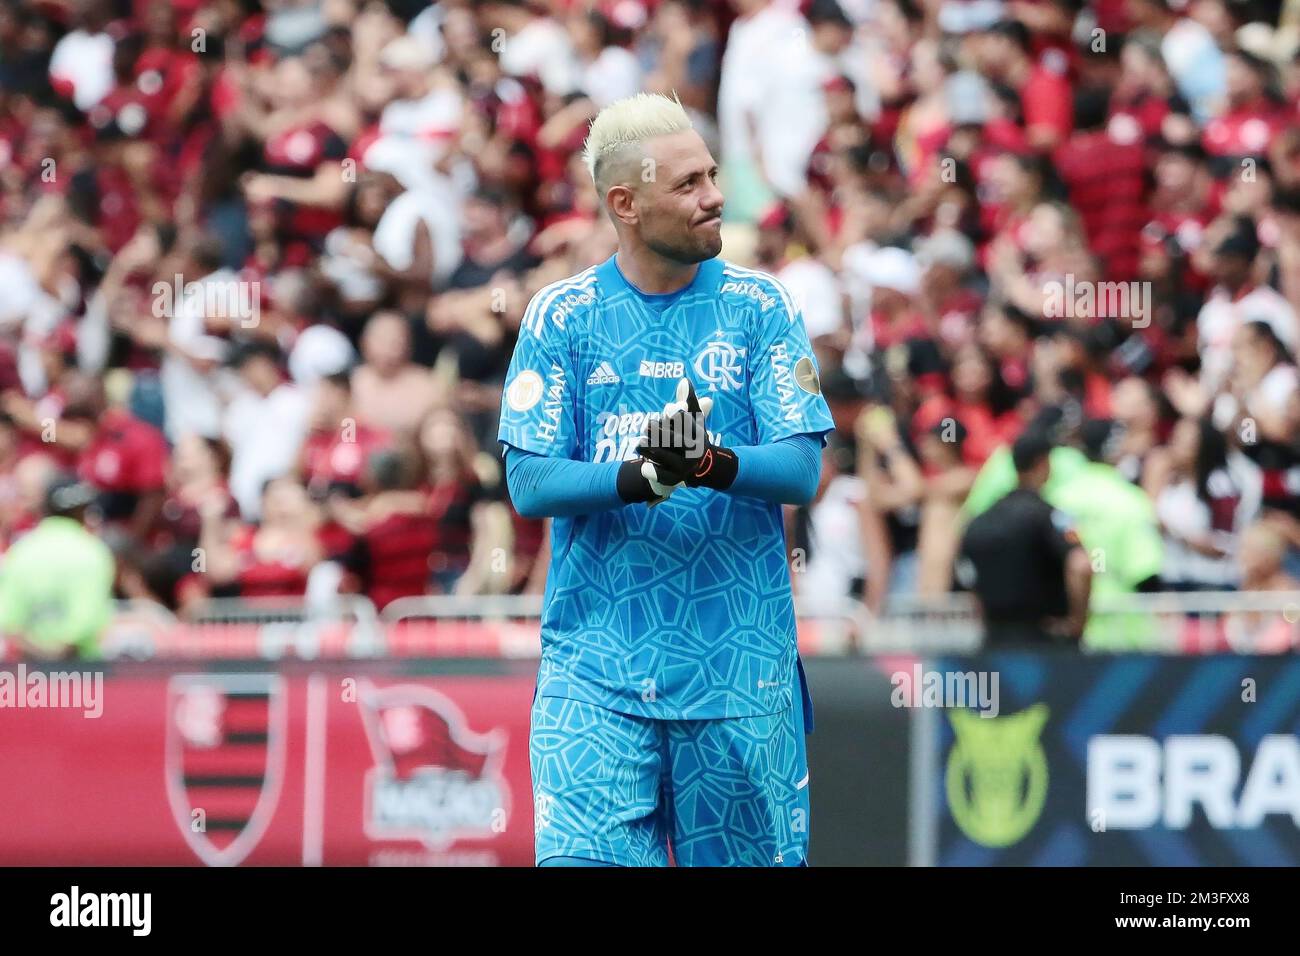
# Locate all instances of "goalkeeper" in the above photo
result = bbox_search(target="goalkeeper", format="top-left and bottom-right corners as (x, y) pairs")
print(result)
(498, 93), (834, 867)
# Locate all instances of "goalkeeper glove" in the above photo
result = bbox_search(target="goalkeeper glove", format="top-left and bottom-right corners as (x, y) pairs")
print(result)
(637, 378), (738, 491)
(616, 456), (684, 506)
(615, 379), (704, 507)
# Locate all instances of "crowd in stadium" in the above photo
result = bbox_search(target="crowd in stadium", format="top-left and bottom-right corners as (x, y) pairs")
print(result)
(0, 0), (1299, 645)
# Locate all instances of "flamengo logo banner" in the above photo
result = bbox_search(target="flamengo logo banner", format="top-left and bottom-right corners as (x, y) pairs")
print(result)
(165, 674), (288, 867)
(924, 654), (1300, 866)
(359, 681), (510, 849)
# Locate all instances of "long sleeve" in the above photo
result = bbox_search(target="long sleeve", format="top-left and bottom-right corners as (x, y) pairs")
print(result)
(726, 434), (822, 505)
(504, 446), (627, 518)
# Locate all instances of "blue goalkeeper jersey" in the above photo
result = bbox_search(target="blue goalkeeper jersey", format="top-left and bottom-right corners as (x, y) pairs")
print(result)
(498, 254), (834, 720)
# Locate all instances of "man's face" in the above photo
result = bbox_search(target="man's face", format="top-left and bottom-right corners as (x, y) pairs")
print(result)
(1226, 56), (1259, 104)
(621, 129), (724, 264)
(1231, 325), (1269, 382)
(1215, 251), (1251, 289)
(463, 197), (502, 240)
(1027, 455), (1051, 490)
(1155, 153), (1195, 193)
(311, 380), (348, 430)
(239, 355), (279, 394)
(362, 317), (409, 375)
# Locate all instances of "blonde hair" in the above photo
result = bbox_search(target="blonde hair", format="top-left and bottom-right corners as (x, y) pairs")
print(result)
(581, 92), (693, 195)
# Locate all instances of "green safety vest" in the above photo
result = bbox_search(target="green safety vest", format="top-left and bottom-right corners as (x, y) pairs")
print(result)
(0, 517), (115, 657)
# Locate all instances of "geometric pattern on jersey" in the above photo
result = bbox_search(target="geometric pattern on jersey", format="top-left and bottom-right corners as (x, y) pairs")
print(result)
(529, 686), (810, 867)
(499, 255), (835, 720)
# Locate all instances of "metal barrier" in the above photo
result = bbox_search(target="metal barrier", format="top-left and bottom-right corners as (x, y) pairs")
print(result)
(1086, 590), (1300, 653)
(97, 590), (1300, 659)
(381, 594), (544, 621)
(99, 596), (385, 659)
(190, 595), (381, 625)
(193, 595), (386, 658)
(852, 590), (1300, 654)
(385, 594), (863, 657)
(853, 593), (983, 655)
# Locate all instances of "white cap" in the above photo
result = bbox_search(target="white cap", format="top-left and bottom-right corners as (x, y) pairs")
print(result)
(380, 34), (439, 72)
(862, 246), (921, 297)
(916, 230), (976, 272)
(289, 324), (356, 385)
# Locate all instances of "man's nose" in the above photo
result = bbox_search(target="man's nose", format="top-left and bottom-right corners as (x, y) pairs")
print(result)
(701, 179), (724, 214)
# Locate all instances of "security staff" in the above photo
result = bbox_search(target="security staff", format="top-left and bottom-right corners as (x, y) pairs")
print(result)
(957, 429), (1093, 646)
(0, 475), (115, 659)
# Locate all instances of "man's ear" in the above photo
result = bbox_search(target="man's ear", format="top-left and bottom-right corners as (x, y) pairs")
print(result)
(606, 184), (639, 226)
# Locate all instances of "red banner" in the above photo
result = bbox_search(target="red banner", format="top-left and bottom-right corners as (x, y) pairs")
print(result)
(0, 664), (537, 866)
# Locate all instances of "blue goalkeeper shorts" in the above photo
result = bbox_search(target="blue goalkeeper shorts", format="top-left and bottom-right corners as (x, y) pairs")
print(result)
(529, 661), (813, 867)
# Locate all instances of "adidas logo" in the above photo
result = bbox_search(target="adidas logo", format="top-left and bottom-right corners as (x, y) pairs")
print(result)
(586, 361), (620, 385)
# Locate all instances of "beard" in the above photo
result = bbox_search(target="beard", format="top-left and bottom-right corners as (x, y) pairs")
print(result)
(644, 218), (723, 264)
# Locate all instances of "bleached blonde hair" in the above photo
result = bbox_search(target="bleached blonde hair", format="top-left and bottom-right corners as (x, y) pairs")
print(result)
(581, 92), (693, 197)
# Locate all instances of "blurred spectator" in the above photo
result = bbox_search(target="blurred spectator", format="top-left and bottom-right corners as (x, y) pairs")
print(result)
(299, 371), (391, 499)
(1154, 416), (1262, 590)
(157, 235), (238, 441)
(47, 0), (114, 111)
(915, 416), (977, 595)
(351, 311), (443, 437)
(1109, 375), (1174, 494)
(332, 446), (441, 610)
(1, 452), (57, 550)
(971, 19), (1073, 152)
(855, 402), (924, 596)
(1127, 0), (1226, 123)
(199, 474), (323, 600)
(717, 0), (818, 219)
(414, 406), (511, 595)
(1239, 518), (1300, 593)
(568, 6), (644, 108)
(1195, 216), (1298, 395)
(792, 434), (890, 615)
(754, 201), (846, 342)
(223, 340), (310, 519)
(1053, 87), (1146, 282)
(141, 434), (237, 614)
(1232, 519), (1300, 650)
(57, 372), (168, 542)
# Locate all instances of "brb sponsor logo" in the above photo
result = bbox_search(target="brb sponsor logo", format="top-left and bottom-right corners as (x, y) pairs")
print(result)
(361, 682), (509, 849)
(1088, 734), (1300, 829)
(638, 360), (684, 379)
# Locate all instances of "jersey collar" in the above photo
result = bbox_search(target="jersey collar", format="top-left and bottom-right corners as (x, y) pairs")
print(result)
(597, 253), (724, 308)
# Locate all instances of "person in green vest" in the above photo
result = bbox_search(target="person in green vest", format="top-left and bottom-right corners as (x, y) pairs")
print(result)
(1050, 420), (1164, 650)
(0, 475), (115, 659)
